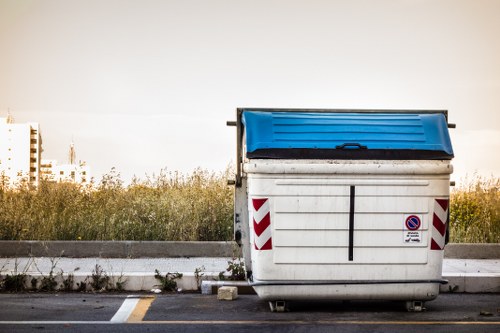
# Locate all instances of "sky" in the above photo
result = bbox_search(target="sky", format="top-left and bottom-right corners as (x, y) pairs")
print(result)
(0, 0), (499, 185)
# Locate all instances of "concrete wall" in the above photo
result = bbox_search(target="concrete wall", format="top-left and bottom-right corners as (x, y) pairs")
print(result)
(0, 241), (497, 259)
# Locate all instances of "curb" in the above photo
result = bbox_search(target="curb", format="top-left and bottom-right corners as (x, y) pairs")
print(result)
(18, 272), (500, 294)
(444, 243), (500, 259)
(0, 241), (238, 258)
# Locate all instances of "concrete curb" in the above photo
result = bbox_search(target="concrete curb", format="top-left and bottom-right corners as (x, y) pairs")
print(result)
(444, 243), (500, 259)
(0, 241), (498, 259)
(0, 241), (239, 258)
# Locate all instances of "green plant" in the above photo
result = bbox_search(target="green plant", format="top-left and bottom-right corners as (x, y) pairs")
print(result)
(108, 268), (127, 292)
(218, 258), (245, 281)
(61, 273), (75, 292)
(154, 269), (183, 292)
(39, 273), (58, 292)
(30, 277), (38, 291)
(33, 257), (60, 292)
(90, 264), (109, 291)
(2, 273), (27, 292)
(194, 266), (205, 290)
(76, 278), (88, 292)
(0, 258), (32, 292)
(114, 276), (126, 292)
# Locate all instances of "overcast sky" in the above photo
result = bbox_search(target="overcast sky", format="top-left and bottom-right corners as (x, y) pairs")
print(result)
(1, 0), (499, 185)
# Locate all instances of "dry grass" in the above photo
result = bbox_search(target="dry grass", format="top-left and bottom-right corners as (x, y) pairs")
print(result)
(449, 175), (499, 243)
(0, 167), (234, 241)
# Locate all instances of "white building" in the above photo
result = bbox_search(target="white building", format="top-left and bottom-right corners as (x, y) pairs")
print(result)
(0, 114), (42, 187)
(40, 159), (91, 185)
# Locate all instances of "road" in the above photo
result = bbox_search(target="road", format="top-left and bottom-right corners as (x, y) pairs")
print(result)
(0, 293), (498, 332)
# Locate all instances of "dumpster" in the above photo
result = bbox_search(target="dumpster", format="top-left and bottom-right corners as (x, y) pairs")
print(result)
(229, 108), (455, 311)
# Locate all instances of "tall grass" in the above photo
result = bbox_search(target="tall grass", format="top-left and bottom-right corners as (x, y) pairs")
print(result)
(0, 167), (234, 241)
(0, 169), (498, 243)
(449, 176), (499, 243)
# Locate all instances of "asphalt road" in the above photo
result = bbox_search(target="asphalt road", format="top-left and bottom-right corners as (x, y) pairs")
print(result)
(0, 293), (498, 333)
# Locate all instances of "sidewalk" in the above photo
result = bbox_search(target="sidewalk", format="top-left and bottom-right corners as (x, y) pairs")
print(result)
(1, 257), (498, 293)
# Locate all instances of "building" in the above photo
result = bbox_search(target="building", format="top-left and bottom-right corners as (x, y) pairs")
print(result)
(0, 114), (42, 187)
(40, 143), (91, 186)
(41, 159), (91, 185)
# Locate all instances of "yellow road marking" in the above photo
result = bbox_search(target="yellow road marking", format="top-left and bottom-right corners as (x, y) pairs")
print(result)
(127, 296), (156, 323)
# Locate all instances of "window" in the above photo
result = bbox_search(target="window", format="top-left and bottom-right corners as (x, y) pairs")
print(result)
(60, 171), (64, 175)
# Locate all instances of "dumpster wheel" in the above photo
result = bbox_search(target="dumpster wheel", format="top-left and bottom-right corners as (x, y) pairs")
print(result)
(405, 301), (426, 312)
(269, 301), (287, 312)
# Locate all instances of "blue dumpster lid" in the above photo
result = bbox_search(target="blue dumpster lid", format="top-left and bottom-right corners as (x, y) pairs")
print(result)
(241, 110), (454, 160)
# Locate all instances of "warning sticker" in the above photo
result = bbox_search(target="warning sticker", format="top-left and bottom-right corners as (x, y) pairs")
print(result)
(404, 215), (422, 243)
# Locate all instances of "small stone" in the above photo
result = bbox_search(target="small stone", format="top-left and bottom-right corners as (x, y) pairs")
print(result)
(217, 286), (238, 301)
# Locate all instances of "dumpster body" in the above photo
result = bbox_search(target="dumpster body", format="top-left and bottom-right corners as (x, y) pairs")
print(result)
(231, 109), (454, 305)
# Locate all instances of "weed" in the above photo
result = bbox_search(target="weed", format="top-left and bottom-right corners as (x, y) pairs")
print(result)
(3, 274), (26, 292)
(109, 269), (127, 292)
(114, 275), (127, 292)
(30, 277), (38, 291)
(33, 257), (60, 292)
(90, 264), (109, 291)
(61, 273), (75, 292)
(219, 258), (245, 281)
(194, 266), (205, 290)
(154, 269), (183, 292)
(0, 258), (32, 292)
(76, 279), (88, 292)
(39, 273), (58, 292)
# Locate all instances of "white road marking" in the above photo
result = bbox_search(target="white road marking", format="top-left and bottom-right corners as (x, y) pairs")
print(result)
(0, 320), (499, 325)
(110, 296), (140, 323)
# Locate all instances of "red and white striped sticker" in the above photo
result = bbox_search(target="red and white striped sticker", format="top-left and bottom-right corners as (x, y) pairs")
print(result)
(252, 198), (272, 250)
(431, 199), (449, 250)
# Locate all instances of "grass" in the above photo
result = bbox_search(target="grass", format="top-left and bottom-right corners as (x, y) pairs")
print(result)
(0, 167), (234, 241)
(449, 175), (499, 243)
(0, 168), (498, 243)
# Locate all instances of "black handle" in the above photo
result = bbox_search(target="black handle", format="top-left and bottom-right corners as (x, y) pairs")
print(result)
(336, 143), (367, 149)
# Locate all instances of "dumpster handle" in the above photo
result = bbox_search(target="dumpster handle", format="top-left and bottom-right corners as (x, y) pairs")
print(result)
(336, 143), (367, 149)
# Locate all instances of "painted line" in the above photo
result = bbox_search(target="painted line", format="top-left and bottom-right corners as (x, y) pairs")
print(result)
(127, 297), (156, 322)
(0, 320), (498, 325)
(110, 295), (156, 323)
(137, 320), (500, 325)
(110, 297), (140, 323)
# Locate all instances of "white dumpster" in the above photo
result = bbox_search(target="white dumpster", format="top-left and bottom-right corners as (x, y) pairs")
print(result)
(230, 108), (455, 311)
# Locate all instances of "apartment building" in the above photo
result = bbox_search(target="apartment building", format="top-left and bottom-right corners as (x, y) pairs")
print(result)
(40, 159), (91, 185)
(0, 115), (42, 187)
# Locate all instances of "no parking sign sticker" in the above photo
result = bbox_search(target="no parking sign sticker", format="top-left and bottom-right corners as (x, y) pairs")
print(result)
(404, 215), (422, 243)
